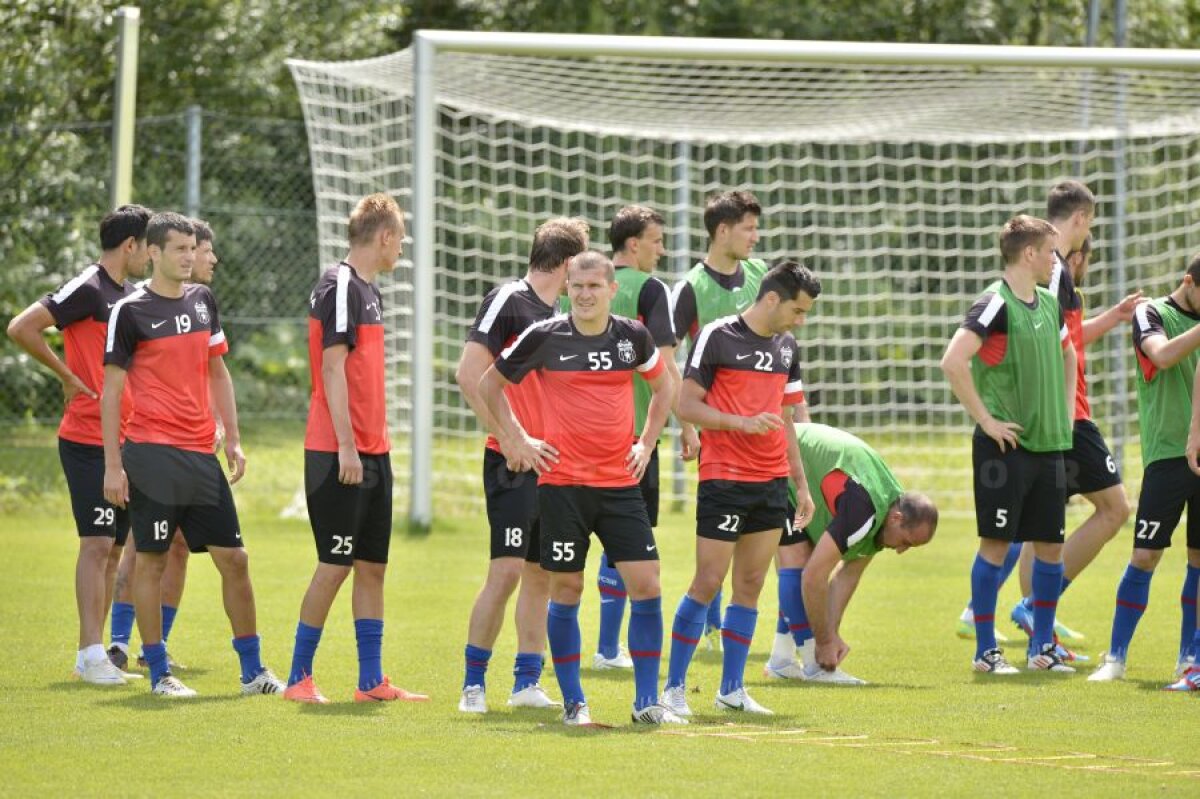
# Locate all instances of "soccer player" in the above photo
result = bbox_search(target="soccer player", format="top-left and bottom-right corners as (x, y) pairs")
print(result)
(480, 250), (680, 726)
(792, 423), (938, 684)
(592, 205), (680, 671)
(283, 194), (427, 704)
(454, 217), (589, 713)
(6, 205), (151, 685)
(662, 260), (820, 717)
(940, 214), (1077, 675)
(1088, 254), (1200, 685)
(107, 217), (220, 671)
(102, 211), (283, 698)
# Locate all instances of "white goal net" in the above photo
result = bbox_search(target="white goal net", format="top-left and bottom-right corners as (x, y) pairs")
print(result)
(289, 35), (1200, 525)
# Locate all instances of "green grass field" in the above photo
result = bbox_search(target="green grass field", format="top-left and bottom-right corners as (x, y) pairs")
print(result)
(2, 443), (1199, 797)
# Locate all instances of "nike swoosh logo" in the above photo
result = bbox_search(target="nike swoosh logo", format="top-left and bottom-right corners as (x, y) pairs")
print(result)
(107, 303), (116, 309)
(600, 599), (615, 604)
(559, 354), (578, 361)
(151, 320), (167, 329)
(1033, 322), (1044, 329)
(735, 353), (753, 360)
(645, 544), (656, 551)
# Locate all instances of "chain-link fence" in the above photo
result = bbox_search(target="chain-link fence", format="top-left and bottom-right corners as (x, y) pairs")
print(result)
(0, 110), (316, 511)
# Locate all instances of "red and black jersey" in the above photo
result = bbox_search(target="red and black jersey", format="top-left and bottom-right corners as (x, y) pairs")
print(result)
(495, 314), (665, 487)
(40, 264), (137, 445)
(305, 262), (388, 455)
(818, 470), (878, 555)
(1050, 252), (1089, 420)
(685, 314), (806, 482)
(104, 283), (228, 453)
(961, 280), (1070, 366)
(465, 278), (555, 453)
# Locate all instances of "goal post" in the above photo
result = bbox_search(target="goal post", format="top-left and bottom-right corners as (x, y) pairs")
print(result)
(289, 33), (1200, 528)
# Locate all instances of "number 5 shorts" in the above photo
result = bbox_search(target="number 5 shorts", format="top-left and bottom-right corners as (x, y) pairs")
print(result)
(972, 432), (1065, 544)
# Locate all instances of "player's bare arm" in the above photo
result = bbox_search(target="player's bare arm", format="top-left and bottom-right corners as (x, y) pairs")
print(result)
(1062, 337), (1077, 427)
(1080, 290), (1143, 346)
(1137, 324), (1200, 371)
(456, 340), (550, 469)
(209, 355), (245, 484)
(940, 327), (1022, 451)
(801, 533), (849, 670)
(827, 555), (870, 637)
(320, 343), (362, 485)
(1188, 366), (1200, 476)
(100, 364), (129, 509)
(6, 302), (97, 402)
(783, 405), (814, 529)
(478, 364), (556, 475)
(627, 365), (673, 482)
(677, 377), (784, 434)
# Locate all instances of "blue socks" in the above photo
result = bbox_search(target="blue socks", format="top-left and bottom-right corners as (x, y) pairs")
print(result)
(971, 554), (1003, 659)
(706, 590), (723, 632)
(999, 541), (1022, 585)
(143, 641), (170, 686)
(512, 652), (542, 693)
(776, 568), (811, 645)
(667, 594), (708, 688)
(110, 602), (135, 647)
(354, 618), (384, 691)
(1181, 565), (1199, 661)
(463, 644), (491, 690)
(288, 622), (322, 686)
(628, 597), (662, 711)
(547, 601), (584, 706)
(719, 604), (758, 696)
(1030, 558), (1063, 653)
(597, 553), (627, 659)
(161, 604), (179, 643)
(1109, 564), (1153, 661)
(232, 634), (264, 684)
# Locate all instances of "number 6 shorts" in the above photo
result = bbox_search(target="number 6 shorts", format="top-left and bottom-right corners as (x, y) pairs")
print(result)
(123, 441), (242, 554)
(972, 433), (1065, 544)
(305, 449), (393, 566)
(483, 448), (541, 562)
(538, 484), (657, 573)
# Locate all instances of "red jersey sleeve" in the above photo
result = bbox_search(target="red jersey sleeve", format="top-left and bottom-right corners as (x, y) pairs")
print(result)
(633, 322), (666, 380)
(203, 288), (229, 358)
(495, 320), (551, 384)
(783, 337), (805, 406)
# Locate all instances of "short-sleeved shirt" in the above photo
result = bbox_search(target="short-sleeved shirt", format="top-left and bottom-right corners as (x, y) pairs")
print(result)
(684, 314), (806, 482)
(495, 314), (665, 487)
(817, 471), (878, 555)
(1049, 251), (1090, 421)
(104, 283), (228, 453)
(961, 283), (1070, 365)
(465, 278), (555, 452)
(672, 263), (752, 346)
(1132, 297), (1199, 382)
(305, 262), (389, 455)
(39, 264), (137, 445)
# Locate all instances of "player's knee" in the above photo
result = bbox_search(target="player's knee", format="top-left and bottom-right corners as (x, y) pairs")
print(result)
(777, 543), (809, 569)
(621, 566), (661, 600)
(78, 537), (114, 565)
(1130, 549), (1162, 571)
(688, 573), (722, 604)
(312, 562), (351, 590)
(485, 559), (524, 596)
(550, 572), (584, 604)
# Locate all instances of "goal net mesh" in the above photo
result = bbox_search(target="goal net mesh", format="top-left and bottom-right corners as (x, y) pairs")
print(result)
(289, 47), (1200, 519)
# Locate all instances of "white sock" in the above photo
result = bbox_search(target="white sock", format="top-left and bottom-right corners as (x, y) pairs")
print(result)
(75, 649), (86, 671)
(959, 605), (974, 622)
(769, 632), (795, 665)
(110, 641), (129, 655)
(797, 638), (816, 669)
(83, 643), (106, 663)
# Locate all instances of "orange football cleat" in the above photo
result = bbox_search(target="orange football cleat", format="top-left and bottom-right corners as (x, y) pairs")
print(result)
(283, 674), (330, 704)
(353, 676), (429, 702)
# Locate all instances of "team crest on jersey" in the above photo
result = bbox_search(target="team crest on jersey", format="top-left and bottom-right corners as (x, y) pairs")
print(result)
(194, 301), (210, 325)
(617, 338), (635, 364)
(780, 346), (793, 368)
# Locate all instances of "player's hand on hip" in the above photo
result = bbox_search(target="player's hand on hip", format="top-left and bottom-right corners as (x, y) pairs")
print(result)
(980, 417), (1022, 453)
(739, 412), (785, 435)
(626, 441), (650, 481)
(225, 440), (247, 484)
(103, 466), (129, 509)
(679, 423), (700, 461)
(337, 445), (362, 485)
(793, 488), (815, 529)
(1113, 290), (1144, 321)
(61, 372), (97, 403)
(520, 435), (558, 476)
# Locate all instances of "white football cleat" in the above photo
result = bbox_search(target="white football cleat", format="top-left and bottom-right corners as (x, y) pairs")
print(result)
(562, 701), (592, 726)
(660, 684), (693, 717)
(714, 686), (773, 715)
(1087, 654), (1126, 682)
(152, 675), (198, 698)
(802, 664), (867, 685)
(593, 646), (633, 670)
(80, 655), (128, 686)
(763, 659), (808, 680)
(631, 703), (688, 725)
(507, 683), (561, 708)
(458, 684), (487, 713)
(1027, 643), (1075, 673)
(973, 648), (1019, 675)
(241, 668), (285, 696)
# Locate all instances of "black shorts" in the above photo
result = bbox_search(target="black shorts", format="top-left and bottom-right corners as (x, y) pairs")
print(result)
(305, 449), (393, 566)
(123, 442), (241, 554)
(482, 448), (541, 562)
(1065, 419), (1122, 497)
(780, 501), (807, 546)
(972, 434), (1066, 544)
(639, 445), (660, 528)
(538, 484), (657, 573)
(697, 478), (789, 542)
(1132, 458), (1200, 551)
(58, 438), (130, 545)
